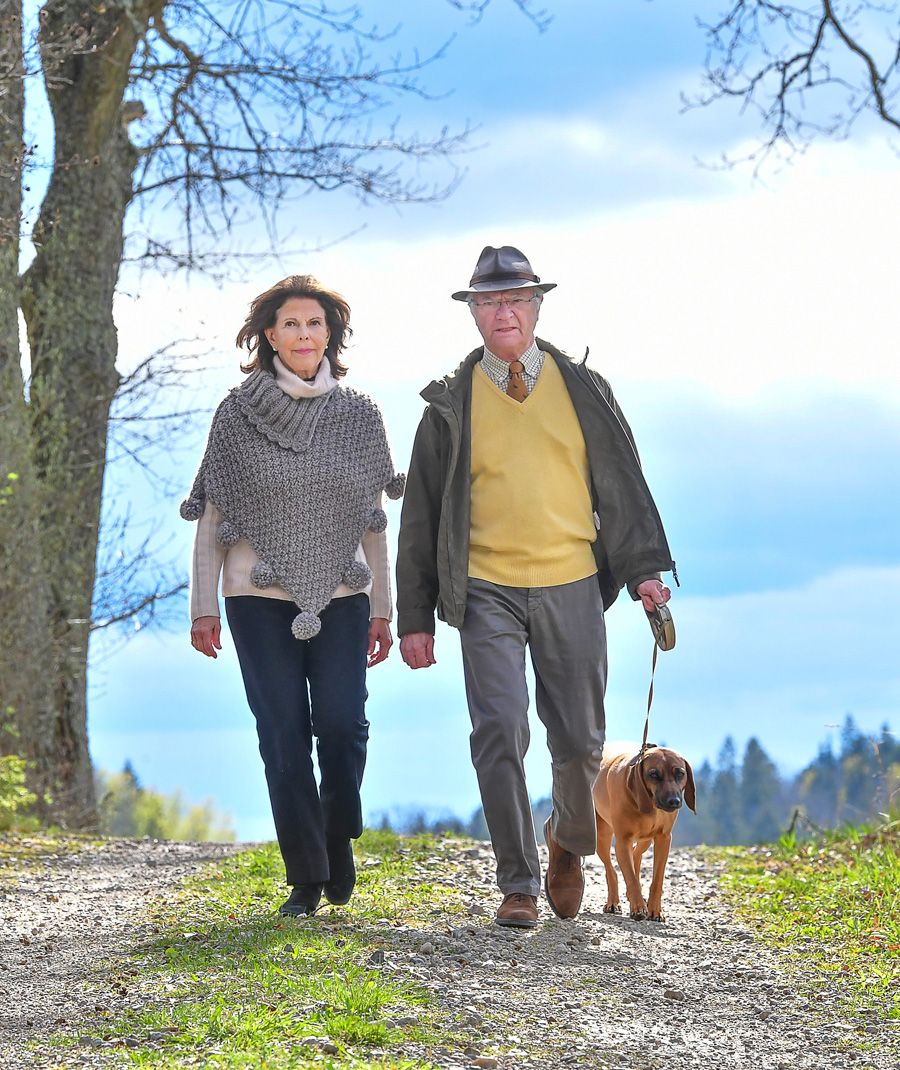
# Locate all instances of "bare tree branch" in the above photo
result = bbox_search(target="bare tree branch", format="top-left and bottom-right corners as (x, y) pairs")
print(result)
(90, 508), (190, 642)
(121, 224), (368, 279)
(446, 0), (552, 33)
(91, 580), (188, 633)
(116, 0), (482, 261)
(106, 341), (213, 495)
(687, 0), (900, 168)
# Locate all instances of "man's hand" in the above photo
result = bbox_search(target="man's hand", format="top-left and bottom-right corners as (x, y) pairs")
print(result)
(191, 615), (222, 658)
(367, 618), (393, 667)
(636, 579), (671, 613)
(400, 632), (436, 669)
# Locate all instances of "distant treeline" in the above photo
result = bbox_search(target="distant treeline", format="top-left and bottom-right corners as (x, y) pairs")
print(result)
(379, 717), (900, 847)
(96, 762), (235, 842)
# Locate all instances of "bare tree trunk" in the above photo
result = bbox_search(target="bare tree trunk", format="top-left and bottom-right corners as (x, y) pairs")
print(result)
(0, 0), (23, 369)
(17, 0), (152, 825)
(0, 0), (54, 797)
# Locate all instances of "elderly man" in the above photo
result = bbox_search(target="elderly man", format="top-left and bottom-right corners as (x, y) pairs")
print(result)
(396, 246), (675, 927)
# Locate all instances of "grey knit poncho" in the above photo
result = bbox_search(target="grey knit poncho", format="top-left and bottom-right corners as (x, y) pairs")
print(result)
(181, 370), (405, 639)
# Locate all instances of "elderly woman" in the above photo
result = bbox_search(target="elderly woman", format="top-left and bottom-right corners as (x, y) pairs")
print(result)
(182, 274), (404, 917)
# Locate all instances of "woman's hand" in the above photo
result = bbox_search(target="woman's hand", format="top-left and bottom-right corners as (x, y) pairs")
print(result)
(367, 617), (393, 667)
(191, 615), (222, 658)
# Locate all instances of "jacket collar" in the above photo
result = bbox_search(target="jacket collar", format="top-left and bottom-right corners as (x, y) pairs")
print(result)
(420, 347), (481, 408)
(421, 338), (578, 410)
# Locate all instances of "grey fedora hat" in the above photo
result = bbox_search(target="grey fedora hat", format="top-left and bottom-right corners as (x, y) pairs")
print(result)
(451, 245), (557, 301)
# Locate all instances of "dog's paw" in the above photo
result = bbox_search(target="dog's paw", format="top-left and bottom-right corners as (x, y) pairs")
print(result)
(603, 903), (622, 915)
(648, 911), (666, 923)
(629, 908), (650, 921)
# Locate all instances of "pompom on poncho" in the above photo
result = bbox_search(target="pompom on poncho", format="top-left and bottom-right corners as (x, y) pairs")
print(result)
(181, 370), (404, 639)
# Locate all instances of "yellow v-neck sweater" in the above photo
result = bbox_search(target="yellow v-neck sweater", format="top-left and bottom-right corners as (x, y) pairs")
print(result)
(468, 358), (598, 587)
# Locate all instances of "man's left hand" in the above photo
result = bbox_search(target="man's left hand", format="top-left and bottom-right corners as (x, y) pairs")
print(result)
(368, 618), (393, 667)
(636, 579), (671, 613)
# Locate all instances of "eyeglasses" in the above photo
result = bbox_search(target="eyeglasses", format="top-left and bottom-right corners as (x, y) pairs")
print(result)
(469, 294), (538, 311)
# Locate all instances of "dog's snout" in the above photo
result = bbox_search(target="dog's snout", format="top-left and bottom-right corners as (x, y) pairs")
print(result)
(658, 794), (682, 812)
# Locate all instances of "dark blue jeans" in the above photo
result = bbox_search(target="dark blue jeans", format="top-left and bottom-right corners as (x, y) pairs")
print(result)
(225, 594), (370, 886)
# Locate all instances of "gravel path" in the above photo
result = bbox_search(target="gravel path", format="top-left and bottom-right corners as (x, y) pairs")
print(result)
(378, 841), (894, 1070)
(0, 837), (895, 1069)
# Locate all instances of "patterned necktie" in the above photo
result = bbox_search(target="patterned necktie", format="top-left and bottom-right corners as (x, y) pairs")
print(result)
(506, 360), (528, 402)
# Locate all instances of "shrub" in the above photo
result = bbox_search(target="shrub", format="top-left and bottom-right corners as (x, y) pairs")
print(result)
(0, 754), (38, 831)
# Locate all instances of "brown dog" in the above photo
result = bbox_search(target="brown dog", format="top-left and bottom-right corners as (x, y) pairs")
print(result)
(592, 741), (696, 922)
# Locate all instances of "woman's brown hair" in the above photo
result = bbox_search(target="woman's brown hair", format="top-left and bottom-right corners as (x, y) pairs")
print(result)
(236, 274), (352, 378)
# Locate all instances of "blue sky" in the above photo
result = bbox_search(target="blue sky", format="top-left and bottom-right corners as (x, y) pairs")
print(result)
(81, 0), (900, 839)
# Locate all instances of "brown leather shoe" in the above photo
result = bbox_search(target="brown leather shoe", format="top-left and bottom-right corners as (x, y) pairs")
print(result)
(543, 816), (584, 918)
(495, 893), (539, 928)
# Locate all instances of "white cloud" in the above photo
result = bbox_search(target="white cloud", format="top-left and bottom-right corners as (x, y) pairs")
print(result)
(116, 144), (900, 407)
(482, 115), (613, 163)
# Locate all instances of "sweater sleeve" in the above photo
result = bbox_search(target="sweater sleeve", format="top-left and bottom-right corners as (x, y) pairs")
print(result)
(190, 501), (226, 620)
(362, 491), (393, 621)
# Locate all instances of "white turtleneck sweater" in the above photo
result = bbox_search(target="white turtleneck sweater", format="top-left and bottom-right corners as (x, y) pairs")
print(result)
(189, 355), (392, 622)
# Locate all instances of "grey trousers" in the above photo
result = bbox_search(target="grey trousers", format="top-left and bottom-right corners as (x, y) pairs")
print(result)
(459, 575), (608, 896)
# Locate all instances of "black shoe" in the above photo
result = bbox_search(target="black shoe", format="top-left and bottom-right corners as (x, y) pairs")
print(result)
(324, 838), (356, 905)
(278, 883), (322, 917)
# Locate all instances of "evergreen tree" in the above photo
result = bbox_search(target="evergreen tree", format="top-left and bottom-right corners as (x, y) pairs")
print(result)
(671, 758), (714, 846)
(740, 738), (785, 843)
(369, 722), (899, 849)
(839, 715), (880, 824)
(796, 740), (841, 827)
(712, 736), (745, 845)
(873, 724), (900, 816)
(467, 807), (490, 842)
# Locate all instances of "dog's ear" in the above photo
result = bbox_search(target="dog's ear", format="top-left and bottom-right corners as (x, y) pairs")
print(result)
(626, 758), (656, 815)
(683, 758), (697, 814)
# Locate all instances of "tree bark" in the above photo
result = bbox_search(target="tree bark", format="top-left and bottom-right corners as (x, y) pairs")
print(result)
(18, 0), (155, 825)
(0, 0), (23, 368)
(0, 0), (55, 796)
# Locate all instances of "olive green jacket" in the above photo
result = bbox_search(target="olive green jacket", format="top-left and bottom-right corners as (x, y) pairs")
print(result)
(396, 340), (676, 636)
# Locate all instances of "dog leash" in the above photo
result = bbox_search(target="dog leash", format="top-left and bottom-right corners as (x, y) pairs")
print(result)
(638, 600), (675, 759)
(638, 643), (659, 759)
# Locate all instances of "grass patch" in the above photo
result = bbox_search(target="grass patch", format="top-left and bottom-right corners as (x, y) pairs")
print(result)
(41, 830), (474, 1068)
(719, 811), (900, 1021)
